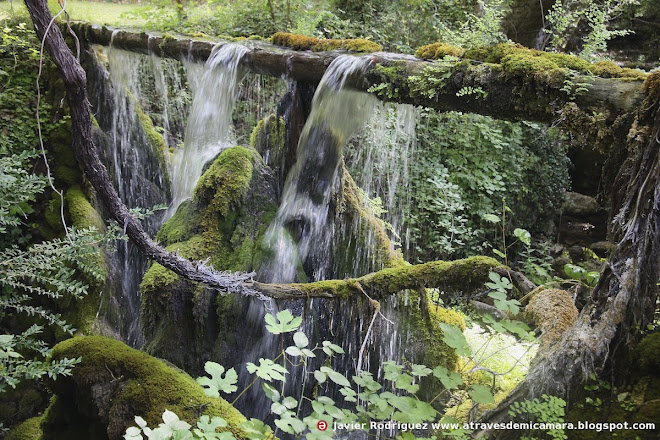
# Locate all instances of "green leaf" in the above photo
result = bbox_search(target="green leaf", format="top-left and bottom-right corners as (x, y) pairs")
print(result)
(262, 382), (280, 402)
(322, 341), (344, 356)
(564, 263), (586, 281)
(246, 358), (287, 382)
(432, 365), (464, 389)
(196, 362), (238, 396)
(483, 213), (501, 223)
(514, 228), (531, 246)
(293, 331), (309, 348)
(240, 419), (273, 440)
(439, 323), (471, 356)
(264, 310), (302, 334)
(411, 364), (432, 377)
(320, 366), (351, 387)
(468, 384), (495, 404)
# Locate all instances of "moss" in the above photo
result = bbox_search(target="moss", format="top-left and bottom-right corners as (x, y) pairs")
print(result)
(424, 301), (465, 369)
(249, 114), (286, 168)
(44, 194), (64, 233)
(415, 42), (464, 59)
(64, 186), (105, 232)
(6, 417), (42, 440)
(501, 52), (562, 76)
(135, 103), (170, 185)
(636, 333), (660, 374)
(588, 60), (648, 79)
(54, 165), (81, 186)
(194, 146), (255, 220)
(295, 256), (500, 299)
(540, 52), (591, 71)
(46, 336), (247, 440)
(140, 262), (180, 296)
(643, 71), (660, 102)
(522, 288), (577, 346)
(271, 32), (382, 53)
(156, 200), (202, 246)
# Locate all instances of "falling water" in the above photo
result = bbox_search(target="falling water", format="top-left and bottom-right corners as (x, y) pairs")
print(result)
(259, 55), (379, 283)
(88, 46), (179, 346)
(341, 103), (418, 274)
(168, 43), (249, 215)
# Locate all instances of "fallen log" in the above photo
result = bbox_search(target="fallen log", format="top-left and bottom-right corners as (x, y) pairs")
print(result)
(70, 22), (645, 124)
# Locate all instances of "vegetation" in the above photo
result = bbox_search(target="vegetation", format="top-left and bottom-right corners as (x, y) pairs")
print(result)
(2, 0), (659, 439)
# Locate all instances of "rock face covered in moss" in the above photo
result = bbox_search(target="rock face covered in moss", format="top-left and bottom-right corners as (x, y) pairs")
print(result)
(41, 336), (247, 440)
(522, 288), (578, 346)
(140, 146), (279, 372)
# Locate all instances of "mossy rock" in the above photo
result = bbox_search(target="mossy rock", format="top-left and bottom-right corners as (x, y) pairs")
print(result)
(271, 32), (382, 53)
(64, 186), (105, 232)
(250, 114), (286, 171)
(6, 417), (42, 440)
(42, 336), (247, 440)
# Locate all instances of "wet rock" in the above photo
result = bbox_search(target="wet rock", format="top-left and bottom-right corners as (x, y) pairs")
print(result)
(562, 191), (600, 216)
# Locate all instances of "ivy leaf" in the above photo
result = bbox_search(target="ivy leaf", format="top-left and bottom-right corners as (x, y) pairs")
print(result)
(314, 370), (327, 384)
(439, 323), (471, 356)
(322, 341), (344, 356)
(264, 310), (302, 334)
(125, 427), (142, 440)
(261, 383), (280, 402)
(274, 412), (305, 434)
(340, 386), (357, 402)
(285, 346), (302, 357)
(432, 365), (464, 390)
(564, 263), (586, 281)
(197, 362), (238, 396)
(468, 384), (495, 404)
(246, 358), (287, 382)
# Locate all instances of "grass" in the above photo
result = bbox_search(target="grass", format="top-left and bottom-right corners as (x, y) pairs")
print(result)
(0, 0), (146, 27)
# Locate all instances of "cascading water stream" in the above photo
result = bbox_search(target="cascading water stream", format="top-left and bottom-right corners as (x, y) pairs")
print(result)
(259, 55), (379, 283)
(167, 43), (249, 216)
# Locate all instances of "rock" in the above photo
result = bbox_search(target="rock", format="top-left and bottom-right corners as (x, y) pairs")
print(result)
(562, 191), (600, 216)
(590, 240), (617, 256)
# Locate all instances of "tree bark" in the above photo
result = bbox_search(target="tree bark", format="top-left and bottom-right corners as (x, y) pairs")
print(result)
(69, 22), (644, 124)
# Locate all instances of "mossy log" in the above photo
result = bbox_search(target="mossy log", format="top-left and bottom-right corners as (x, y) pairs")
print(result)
(251, 256), (500, 299)
(69, 22), (644, 124)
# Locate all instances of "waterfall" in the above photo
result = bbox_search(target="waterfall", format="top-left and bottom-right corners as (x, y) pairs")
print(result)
(86, 46), (181, 346)
(259, 55), (379, 283)
(168, 43), (249, 216)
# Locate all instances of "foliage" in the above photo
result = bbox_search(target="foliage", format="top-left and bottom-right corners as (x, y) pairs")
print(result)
(407, 111), (570, 262)
(509, 394), (568, 440)
(544, 0), (633, 60)
(0, 20), (110, 393)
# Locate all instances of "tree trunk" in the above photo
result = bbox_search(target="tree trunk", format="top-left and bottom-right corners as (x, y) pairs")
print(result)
(477, 73), (660, 438)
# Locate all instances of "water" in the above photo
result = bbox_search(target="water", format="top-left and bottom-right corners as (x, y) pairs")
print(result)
(89, 46), (179, 346)
(259, 55), (379, 283)
(168, 43), (250, 216)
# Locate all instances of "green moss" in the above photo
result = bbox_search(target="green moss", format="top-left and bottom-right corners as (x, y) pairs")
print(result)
(135, 104), (170, 185)
(46, 336), (247, 440)
(500, 52), (562, 76)
(250, 114), (286, 167)
(295, 256), (499, 298)
(64, 186), (104, 232)
(588, 60), (648, 79)
(271, 32), (382, 53)
(6, 417), (42, 440)
(54, 165), (81, 186)
(44, 194), (64, 233)
(156, 200), (202, 246)
(415, 42), (464, 59)
(643, 71), (660, 102)
(194, 146), (255, 220)
(140, 262), (180, 296)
